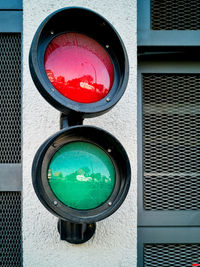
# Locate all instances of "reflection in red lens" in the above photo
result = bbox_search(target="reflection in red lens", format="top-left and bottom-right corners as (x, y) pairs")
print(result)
(44, 33), (114, 103)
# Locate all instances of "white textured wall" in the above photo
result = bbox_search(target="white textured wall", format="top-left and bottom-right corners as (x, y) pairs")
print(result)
(23, 1), (137, 266)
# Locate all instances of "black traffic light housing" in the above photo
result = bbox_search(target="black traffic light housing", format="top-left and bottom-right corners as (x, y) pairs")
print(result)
(29, 7), (129, 118)
(32, 125), (130, 223)
(30, 7), (131, 244)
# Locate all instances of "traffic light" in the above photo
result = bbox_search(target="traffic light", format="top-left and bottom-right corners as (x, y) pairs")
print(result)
(30, 7), (131, 244)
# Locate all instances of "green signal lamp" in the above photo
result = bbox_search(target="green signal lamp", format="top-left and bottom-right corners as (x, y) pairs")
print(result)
(48, 141), (116, 210)
(32, 126), (131, 243)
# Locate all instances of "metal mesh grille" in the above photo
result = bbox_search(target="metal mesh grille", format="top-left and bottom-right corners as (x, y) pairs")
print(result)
(144, 244), (200, 267)
(0, 34), (21, 163)
(0, 192), (21, 266)
(151, 0), (200, 30)
(143, 74), (200, 210)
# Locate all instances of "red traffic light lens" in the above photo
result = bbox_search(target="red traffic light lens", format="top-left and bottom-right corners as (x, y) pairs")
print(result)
(44, 33), (114, 103)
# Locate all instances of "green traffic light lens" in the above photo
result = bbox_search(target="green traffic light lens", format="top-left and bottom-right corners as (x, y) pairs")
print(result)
(48, 141), (116, 210)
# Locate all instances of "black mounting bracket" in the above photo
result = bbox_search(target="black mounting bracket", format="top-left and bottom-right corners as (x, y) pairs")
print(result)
(60, 113), (84, 128)
(58, 219), (96, 244)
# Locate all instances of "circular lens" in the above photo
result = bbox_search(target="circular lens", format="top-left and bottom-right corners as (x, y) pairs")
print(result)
(44, 33), (114, 103)
(48, 142), (116, 210)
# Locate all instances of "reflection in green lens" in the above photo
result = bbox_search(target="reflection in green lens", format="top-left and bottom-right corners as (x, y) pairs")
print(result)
(48, 142), (116, 210)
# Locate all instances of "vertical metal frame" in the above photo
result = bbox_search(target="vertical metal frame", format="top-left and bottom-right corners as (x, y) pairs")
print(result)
(138, 60), (200, 266)
(137, 0), (200, 46)
(137, 227), (200, 267)
(0, 1), (22, 191)
(138, 60), (200, 227)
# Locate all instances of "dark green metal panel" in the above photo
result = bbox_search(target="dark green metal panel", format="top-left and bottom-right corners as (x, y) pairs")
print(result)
(0, 164), (22, 191)
(138, 60), (200, 266)
(138, 228), (200, 267)
(0, 6), (22, 266)
(0, 0), (22, 10)
(138, 60), (200, 227)
(138, 0), (200, 46)
(0, 11), (22, 32)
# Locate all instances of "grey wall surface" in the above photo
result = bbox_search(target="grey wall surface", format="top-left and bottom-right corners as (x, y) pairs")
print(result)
(23, 1), (137, 266)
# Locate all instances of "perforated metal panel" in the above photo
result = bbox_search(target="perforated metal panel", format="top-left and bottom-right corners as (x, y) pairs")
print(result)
(143, 74), (200, 210)
(0, 192), (21, 266)
(0, 34), (21, 163)
(151, 0), (200, 30)
(144, 244), (200, 267)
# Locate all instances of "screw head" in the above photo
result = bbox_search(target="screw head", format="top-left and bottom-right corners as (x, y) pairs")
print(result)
(106, 97), (110, 102)
(108, 201), (112, 206)
(52, 143), (57, 148)
(53, 200), (58, 206)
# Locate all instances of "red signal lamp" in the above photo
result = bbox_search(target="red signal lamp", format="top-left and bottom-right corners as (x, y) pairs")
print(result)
(44, 32), (114, 104)
(29, 7), (129, 118)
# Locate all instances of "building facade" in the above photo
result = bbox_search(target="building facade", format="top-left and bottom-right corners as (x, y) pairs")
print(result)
(1, 0), (200, 266)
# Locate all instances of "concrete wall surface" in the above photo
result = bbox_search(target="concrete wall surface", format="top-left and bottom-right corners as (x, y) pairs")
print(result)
(23, 0), (137, 266)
